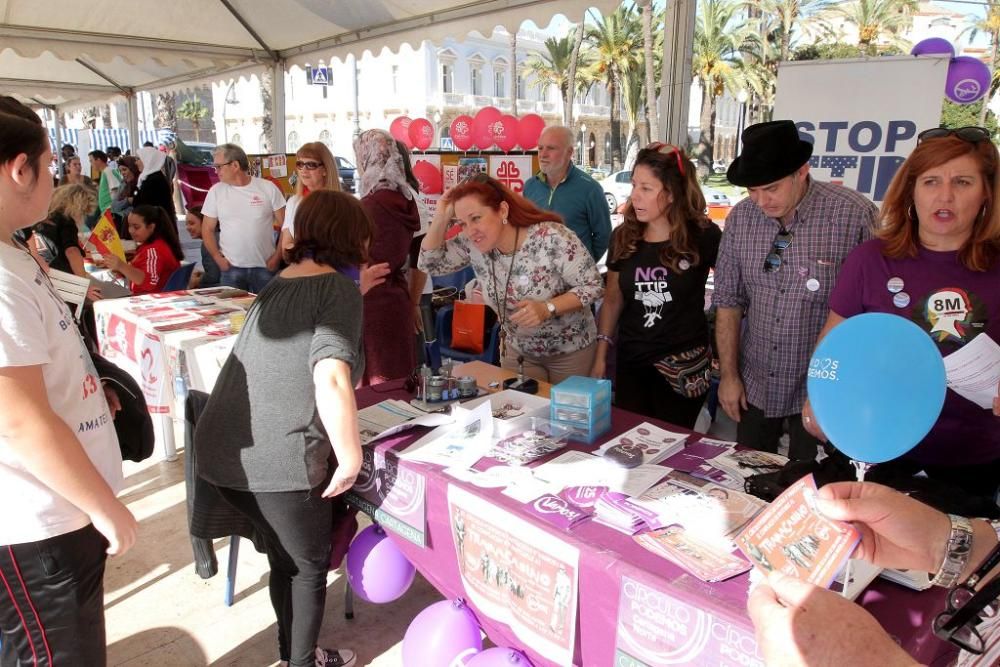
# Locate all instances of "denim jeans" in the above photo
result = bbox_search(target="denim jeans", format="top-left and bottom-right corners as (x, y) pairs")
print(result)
(220, 266), (275, 294)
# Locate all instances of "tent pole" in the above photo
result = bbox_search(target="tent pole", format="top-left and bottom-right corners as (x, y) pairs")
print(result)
(127, 93), (140, 155)
(659, 0), (697, 147)
(271, 59), (286, 154)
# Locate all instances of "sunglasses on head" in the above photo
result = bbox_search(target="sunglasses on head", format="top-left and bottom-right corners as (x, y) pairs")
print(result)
(645, 142), (685, 175)
(296, 160), (324, 171)
(763, 227), (793, 273)
(917, 126), (991, 144)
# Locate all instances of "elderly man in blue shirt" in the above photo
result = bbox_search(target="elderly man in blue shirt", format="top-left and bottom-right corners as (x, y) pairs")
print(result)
(523, 126), (612, 262)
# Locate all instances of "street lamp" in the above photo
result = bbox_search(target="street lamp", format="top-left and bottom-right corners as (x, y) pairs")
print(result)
(222, 80), (239, 144)
(579, 123), (587, 165)
(735, 90), (749, 158)
(433, 110), (442, 148)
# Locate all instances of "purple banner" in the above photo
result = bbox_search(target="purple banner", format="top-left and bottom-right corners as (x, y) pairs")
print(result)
(347, 446), (427, 547)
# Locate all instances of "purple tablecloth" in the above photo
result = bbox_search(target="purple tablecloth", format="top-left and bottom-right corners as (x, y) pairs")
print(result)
(350, 384), (956, 667)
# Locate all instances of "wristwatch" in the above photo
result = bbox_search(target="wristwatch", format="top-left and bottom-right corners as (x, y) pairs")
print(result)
(931, 514), (974, 588)
(545, 301), (557, 317)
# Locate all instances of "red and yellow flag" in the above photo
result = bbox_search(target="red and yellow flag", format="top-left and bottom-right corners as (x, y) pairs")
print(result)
(88, 210), (126, 262)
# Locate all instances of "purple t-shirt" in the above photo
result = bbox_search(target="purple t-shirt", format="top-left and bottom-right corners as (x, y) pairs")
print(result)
(828, 239), (1000, 466)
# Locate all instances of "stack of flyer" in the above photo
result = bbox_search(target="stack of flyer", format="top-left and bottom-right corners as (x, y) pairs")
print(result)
(693, 446), (788, 490)
(593, 491), (661, 535)
(595, 422), (690, 468)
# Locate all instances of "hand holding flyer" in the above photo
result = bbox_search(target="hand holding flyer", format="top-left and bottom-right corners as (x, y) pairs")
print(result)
(736, 474), (859, 588)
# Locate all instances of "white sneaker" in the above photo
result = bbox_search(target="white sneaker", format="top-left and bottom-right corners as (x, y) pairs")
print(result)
(315, 647), (357, 667)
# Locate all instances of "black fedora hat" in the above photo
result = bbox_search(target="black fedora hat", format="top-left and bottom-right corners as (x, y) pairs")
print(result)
(727, 120), (813, 187)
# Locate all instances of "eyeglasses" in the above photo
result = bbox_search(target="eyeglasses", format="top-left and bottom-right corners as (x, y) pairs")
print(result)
(296, 160), (323, 171)
(917, 126), (992, 144)
(212, 160), (234, 171)
(645, 142), (686, 175)
(933, 575), (1000, 654)
(763, 227), (793, 273)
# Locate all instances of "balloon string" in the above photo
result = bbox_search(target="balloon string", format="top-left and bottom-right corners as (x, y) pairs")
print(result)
(843, 460), (871, 598)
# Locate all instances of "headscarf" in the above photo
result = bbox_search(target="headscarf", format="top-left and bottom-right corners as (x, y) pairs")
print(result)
(137, 146), (167, 186)
(353, 129), (413, 200)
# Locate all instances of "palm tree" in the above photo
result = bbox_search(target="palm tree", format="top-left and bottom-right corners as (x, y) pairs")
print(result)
(830, 0), (918, 56)
(963, 1), (1000, 125)
(693, 0), (762, 175)
(177, 97), (210, 142)
(637, 0), (661, 141)
(751, 0), (830, 63)
(260, 67), (273, 152)
(567, 12), (587, 127)
(524, 33), (591, 126)
(155, 94), (177, 134)
(621, 62), (648, 167)
(585, 4), (642, 170)
(509, 29), (518, 115)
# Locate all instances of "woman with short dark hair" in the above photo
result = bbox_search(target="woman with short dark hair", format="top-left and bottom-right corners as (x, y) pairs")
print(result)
(195, 189), (370, 667)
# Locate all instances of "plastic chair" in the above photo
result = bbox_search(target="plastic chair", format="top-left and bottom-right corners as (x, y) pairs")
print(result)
(431, 266), (475, 293)
(162, 262), (196, 292)
(435, 303), (500, 364)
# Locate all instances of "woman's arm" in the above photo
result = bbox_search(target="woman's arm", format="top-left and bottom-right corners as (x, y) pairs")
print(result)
(591, 270), (624, 378)
(103, 252), (145, 286)
(313, 357), (362, 498)
(66, 246), (88, 279)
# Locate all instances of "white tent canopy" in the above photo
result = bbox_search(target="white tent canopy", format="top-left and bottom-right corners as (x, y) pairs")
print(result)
(1, 0), (695, 147)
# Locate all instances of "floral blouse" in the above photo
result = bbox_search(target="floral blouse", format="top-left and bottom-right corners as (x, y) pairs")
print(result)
(419, 221), (603, 357)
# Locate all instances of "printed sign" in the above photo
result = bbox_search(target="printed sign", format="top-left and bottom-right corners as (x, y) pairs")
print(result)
(490, 155), (532, 193)
(774, 57), (949, 201)
(347, 446), (427, 547)
(614, 575), (764, 666)
(448, 484), (580, 666)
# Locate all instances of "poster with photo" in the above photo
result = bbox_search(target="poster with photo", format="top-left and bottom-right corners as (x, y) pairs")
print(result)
(458, 157), (488, 183)
(448, 484), (580, 666)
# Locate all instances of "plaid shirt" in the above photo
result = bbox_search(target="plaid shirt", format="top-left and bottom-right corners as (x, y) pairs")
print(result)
(713, 178), (878, 417)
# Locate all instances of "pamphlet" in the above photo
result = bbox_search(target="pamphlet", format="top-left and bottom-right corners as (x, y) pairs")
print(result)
(736, 474), (859, 588)
(943, 334), (1000, 409)
(635, 526), (752, 582)
(596, 423), (689, 468)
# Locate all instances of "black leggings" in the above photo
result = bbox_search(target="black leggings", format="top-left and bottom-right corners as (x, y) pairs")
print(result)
(615, 363), (706, 430)
(216, 485), (333, 667)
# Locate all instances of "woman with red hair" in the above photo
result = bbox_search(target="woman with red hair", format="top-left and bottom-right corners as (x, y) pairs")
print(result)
(419, 174), (603, 383)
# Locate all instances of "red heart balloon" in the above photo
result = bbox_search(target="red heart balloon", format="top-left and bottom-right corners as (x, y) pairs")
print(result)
(412, 159), (443, 194)
(494, 114), (519, 152)
(517, 114), (545, 150)
(450, 115), (475, 151)
(389, 116), (413, 149)
(408, 118), (434, 151)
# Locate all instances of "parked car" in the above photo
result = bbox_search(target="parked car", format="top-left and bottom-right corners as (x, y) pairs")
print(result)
(600, 169), (732, 212)
(336, 156), (356, 193)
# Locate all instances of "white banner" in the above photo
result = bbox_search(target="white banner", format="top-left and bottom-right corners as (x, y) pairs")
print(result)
(773, 56), (950, 202)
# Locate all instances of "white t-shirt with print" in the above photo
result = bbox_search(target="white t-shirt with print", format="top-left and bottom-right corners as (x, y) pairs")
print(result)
(0, 243), (124, 545)
(202, 176), (286, 267)
(280, 193), (302, 239)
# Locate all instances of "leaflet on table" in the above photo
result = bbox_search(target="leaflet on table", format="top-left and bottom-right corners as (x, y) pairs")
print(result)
(615, 575), (762, 666)
(632, 476), (766, 544)
(596, 422), (690, 467)
(708, 448), (788, 481)
(486, 417), (571, 465)
(532, 451), (670, 498)
(690, 463), (745, 490)
(831, 558), (883, 601)
(943, 334), (1000, 409)
(634, 527), (752, 582)
(736, 474), (859, 588)
(593, 492), (662, 535)
(346, 445), (427, 547)
(659, 438), (733, 473)
(357, 399), (454, 445)
(398, 400), (494, 467)
(461, 389), (550, 437)
(448, 484), (580, 666)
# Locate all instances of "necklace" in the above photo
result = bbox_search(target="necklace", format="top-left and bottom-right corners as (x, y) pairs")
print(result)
(487, 227), (521, 359)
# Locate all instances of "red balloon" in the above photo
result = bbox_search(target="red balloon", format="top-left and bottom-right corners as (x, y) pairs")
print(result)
(473, 106), (503, 150)
(517, 114), (546, 150)
(408, 118), (434, 150)
(412, 159), (443, 194)
(475, 106), (502, 127)
(494, 114), (519, 152)
(390, 116), (413, 149)
(450, 115), (475, 151)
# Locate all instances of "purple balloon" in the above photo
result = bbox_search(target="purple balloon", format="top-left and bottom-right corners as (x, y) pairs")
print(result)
(345, 524), (415, 603)
(467, 647), (533, 666)
(911, 37), (954, 57)
(946, 56), (992, 104)
(402, 599), (483, 667)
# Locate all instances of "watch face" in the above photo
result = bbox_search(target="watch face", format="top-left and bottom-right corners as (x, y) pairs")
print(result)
(547, 302), (556, 314)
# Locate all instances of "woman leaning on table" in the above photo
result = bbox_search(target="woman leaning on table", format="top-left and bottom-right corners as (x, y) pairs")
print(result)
(194, 190), (368, 667)
(803, 126), (1000, 499)
(590, 142), (721, 429)
(419, 174), (603, 383)
(749, 481), (1000, 666)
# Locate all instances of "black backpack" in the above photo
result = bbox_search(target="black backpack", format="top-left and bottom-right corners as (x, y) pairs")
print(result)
(90, 353), (155, 463)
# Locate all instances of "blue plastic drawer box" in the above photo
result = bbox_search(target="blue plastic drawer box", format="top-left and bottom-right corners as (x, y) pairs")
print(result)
(549, 376), (612, 410)
(551, 410), (612, 444)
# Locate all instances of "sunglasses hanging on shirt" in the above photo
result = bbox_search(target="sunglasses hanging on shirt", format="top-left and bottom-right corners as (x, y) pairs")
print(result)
(763, 227), (794, 273)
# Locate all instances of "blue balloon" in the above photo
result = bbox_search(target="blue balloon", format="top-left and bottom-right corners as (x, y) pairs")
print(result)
(807, 313), (946, 464)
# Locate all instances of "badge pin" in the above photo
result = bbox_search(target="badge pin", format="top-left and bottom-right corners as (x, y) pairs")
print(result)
(887, 277), (904, 294)
(679, 259), (691, 271)
(805, 278), (820, 292)
(893, 291), (911, 308)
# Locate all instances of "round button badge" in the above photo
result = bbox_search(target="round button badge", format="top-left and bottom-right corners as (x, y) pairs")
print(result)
(893, 291), (911, 308)
(679, 259), (691, 271)
(806, 278), (820, 292)
(887, 277), (904, 294)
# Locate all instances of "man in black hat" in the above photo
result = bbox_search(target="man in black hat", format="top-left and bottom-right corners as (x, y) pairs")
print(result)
(713, 120), (878, 460)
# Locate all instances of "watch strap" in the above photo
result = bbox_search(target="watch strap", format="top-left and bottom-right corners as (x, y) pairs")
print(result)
(931, 514), (974, 588)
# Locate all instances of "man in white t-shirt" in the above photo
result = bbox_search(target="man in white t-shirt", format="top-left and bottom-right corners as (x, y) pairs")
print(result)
(201, 143), (286, 293)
